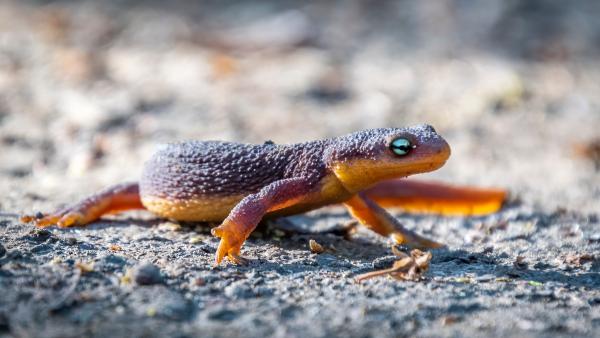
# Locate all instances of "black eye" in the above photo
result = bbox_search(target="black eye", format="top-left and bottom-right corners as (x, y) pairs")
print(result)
(390, 138), (412, 156)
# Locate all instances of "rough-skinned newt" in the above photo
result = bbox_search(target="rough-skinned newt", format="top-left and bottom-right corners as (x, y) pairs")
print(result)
(21, 125), (506, 265)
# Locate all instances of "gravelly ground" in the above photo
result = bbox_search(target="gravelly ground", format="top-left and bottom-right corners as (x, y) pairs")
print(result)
(1, 1), (599, 338)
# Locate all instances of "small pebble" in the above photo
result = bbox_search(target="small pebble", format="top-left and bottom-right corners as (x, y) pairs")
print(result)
(26, 229), (53, 242)
(158, 222), (181, 232)
(588, 233), (600, 242)
(49, 257), (62, 265)
(475, 274), (495, 283)
(189, 236), (203, 244)
(75, 261), (95, 274)
(131, 262), (164, 285)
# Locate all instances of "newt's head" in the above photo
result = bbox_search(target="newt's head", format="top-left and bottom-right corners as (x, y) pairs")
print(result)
(325, 125), (450, 193)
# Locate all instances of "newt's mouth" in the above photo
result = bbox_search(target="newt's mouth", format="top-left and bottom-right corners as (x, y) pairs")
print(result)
(331, 154), (450, 193)
(413, 144), (451, 172)
(394, 157), (448, 177)
(376, 153), (450, 178)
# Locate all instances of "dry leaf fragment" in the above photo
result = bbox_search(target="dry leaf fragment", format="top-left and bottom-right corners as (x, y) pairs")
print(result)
(309, 239), (325, 254)
(355, 249), (432, 282)
(108, 244), (122, 252)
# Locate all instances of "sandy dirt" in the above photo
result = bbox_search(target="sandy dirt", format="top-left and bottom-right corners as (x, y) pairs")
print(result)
(0, 1), (599, 337)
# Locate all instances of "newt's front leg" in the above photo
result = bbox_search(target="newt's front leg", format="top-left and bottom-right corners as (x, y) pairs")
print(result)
(344, 192), (444, 248)
(211, 177), (314, 265)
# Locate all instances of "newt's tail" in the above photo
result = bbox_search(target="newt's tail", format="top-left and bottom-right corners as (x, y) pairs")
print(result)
(21, 182), (145, 227)
(364, 179), (507, 217)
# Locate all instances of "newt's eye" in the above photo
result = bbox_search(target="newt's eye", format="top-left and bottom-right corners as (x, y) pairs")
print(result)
(390, 138), (412, 156)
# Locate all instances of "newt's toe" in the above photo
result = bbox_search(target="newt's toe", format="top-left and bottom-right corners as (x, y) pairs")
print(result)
(211, 222), (246, 265)
(22, 208), (87, 228)
(19, 215), (36, 223)
(21, 213), (63, 227)
(391, 232), (445, 249)
(57, 212), (84, 227)
(214, 236), (229, 265)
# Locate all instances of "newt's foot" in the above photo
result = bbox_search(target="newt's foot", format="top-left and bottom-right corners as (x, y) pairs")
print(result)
(20, 210), (86, 228)
(211, 221), (248, 265)
(391, 231), (445, 249)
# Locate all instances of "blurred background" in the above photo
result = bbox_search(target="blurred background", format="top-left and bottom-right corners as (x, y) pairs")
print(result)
(0, 0), (599, 213)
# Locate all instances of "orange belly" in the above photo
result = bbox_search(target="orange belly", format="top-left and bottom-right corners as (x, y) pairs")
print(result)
(140, 174), (353, 222)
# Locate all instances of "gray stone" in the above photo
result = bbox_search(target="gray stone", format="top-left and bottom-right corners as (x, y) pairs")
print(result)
(131, 262), (164, 285)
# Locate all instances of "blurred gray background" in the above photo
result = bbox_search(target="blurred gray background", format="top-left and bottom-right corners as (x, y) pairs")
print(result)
(0, 2), (599, 338)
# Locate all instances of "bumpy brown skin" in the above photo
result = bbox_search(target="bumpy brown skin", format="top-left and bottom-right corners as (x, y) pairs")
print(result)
(22, 125), (506, 265)
(139, 125), (449, 218)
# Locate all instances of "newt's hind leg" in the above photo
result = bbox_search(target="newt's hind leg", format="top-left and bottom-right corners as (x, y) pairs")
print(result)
(344, 193), (444, 249)
(21, 182), (144, 227)
(364, 179), (507, 216)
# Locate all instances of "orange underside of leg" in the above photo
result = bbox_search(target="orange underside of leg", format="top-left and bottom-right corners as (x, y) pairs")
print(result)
(364, 179), (507, 216)
(104, 193), (145, 214)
